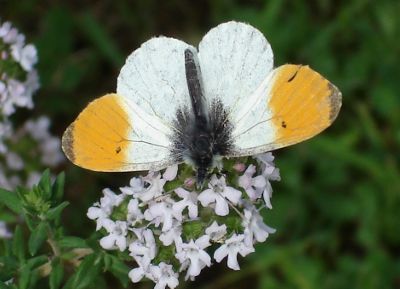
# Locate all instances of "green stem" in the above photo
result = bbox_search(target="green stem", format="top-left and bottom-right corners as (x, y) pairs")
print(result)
(46, 226), (60, 257)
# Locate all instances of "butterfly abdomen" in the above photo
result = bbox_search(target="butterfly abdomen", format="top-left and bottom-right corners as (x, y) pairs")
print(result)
(171, 99), (233, 184)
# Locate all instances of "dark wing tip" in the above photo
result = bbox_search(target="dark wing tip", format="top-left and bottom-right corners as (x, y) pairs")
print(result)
(61, 123), (75, 162)
(328, 82), (342, 123)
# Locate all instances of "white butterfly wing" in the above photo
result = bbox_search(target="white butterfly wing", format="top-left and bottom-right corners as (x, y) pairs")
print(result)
(198, 21), (274, 120)
(198, 21), (341, 157)
(62, 22), (342, 173)
(117, 37), (195, 127)
(229, 64), (342, 156)
(63, 37), (196, 172)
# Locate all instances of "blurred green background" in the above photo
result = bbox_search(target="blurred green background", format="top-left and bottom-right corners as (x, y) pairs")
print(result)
(2, 0), (400, 288)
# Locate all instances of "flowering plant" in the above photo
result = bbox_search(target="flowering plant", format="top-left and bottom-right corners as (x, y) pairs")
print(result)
(0, 19), (281, 289)
(0, 20), (63, 192)
(88, 153), (280, 288)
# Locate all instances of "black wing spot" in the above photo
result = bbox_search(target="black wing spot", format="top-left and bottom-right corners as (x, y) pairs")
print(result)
(281, 121), (287, 128)
(287, 66), (302, 82)
(287, 72), (298, 82)
(115, 146), (121, 154)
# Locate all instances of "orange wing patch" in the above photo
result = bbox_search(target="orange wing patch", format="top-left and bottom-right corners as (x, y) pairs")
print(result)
(269, 64), (341, 146)
(62, 93), (131, 171)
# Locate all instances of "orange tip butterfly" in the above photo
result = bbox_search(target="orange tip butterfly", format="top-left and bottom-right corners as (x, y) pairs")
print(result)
(62, 21), (342, 183)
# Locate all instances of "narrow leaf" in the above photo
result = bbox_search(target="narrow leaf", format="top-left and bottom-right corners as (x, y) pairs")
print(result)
(50, 258), (64, 289)
(63, 254), (102, 289)
(58, 236), (88, 249)
(46, 201), (69, 221)
(38, 169), (52, 199)
(26, 255), (48, 269)
(109, 255), (130, 287)
(23, 213), (35, 231)
(18, 265), (31, 289)
(52, 172), (65, 203)
(12, 225), (25, 261)
(28, 222), (48, 256)
(103, 254), (112, 271)
(0, 188), (22, 214)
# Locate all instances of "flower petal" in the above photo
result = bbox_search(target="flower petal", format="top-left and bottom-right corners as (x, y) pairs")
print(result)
(99, 235), (115, 250)
(227, 251), (240, 270)
(215, 197), (229, 216)
(129, 267), (145, 283)
(253, 175), (267, 188)
(188, 258), (201, 277)
(195, 235), (210, 249)
(214, 245), (228, 262)
(198, 189), (215, 207)
(224, 187), (242, 204)
(163, 164), (178, 181)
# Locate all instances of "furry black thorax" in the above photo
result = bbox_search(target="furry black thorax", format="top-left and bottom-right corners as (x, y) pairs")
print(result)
(170, 49), (234, 185)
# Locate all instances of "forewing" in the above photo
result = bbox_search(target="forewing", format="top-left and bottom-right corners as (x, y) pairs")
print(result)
(64, 37), (198, 172)
(117, 37), (196, 127)
(62, 94), (174, 172)
(198, 21), (273, 116)
(229, 64), (342, 156)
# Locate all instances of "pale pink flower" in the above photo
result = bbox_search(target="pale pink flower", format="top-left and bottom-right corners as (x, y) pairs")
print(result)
(100, 220), (128, 251)
(173, 187), (198, 220)
(214, 233), (254, 270)
(129, 229), (157, 267)
(175, 235), (211, 278)
(238, 164), (266, 200)
(242, 205), (276, 246)
(10, 43), (37, 71)
(163, 164), (178, 181)
(205, 221), (227, 242)
(198, 175), (241, 216)
(145, 198), (176, 231)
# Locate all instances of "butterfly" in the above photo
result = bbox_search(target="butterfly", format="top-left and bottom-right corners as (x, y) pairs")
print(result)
(62, 21), (342, 184)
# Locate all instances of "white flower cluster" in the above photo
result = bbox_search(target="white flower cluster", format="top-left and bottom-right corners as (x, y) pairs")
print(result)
(0, 20), (39, 116)
(88, 153), (280, 289)
(0, 20), (63, 190)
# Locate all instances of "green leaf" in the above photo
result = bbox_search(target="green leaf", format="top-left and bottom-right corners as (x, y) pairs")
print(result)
(26, 255), (48, 269)
(23, 214), (35, 231)
(12, 226), (25, 261)
(58, 236), (88, 249)
(18, 265), (31, 289)
(38, 169), (52, 199)
(50, 258), (64, 289)
(15, 187), (30, 208)
(108, 255), (130, 287)
(63, 254), (102, 289)
(52, 172), (65, 203)
(28, 222), (48, 256)
(46, 201), (69, 221)
(0, 188), (22, 214)
(103, 253), (112, 271)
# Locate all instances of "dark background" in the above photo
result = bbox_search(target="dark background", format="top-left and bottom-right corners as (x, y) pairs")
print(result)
(2, 0), (400, 288)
